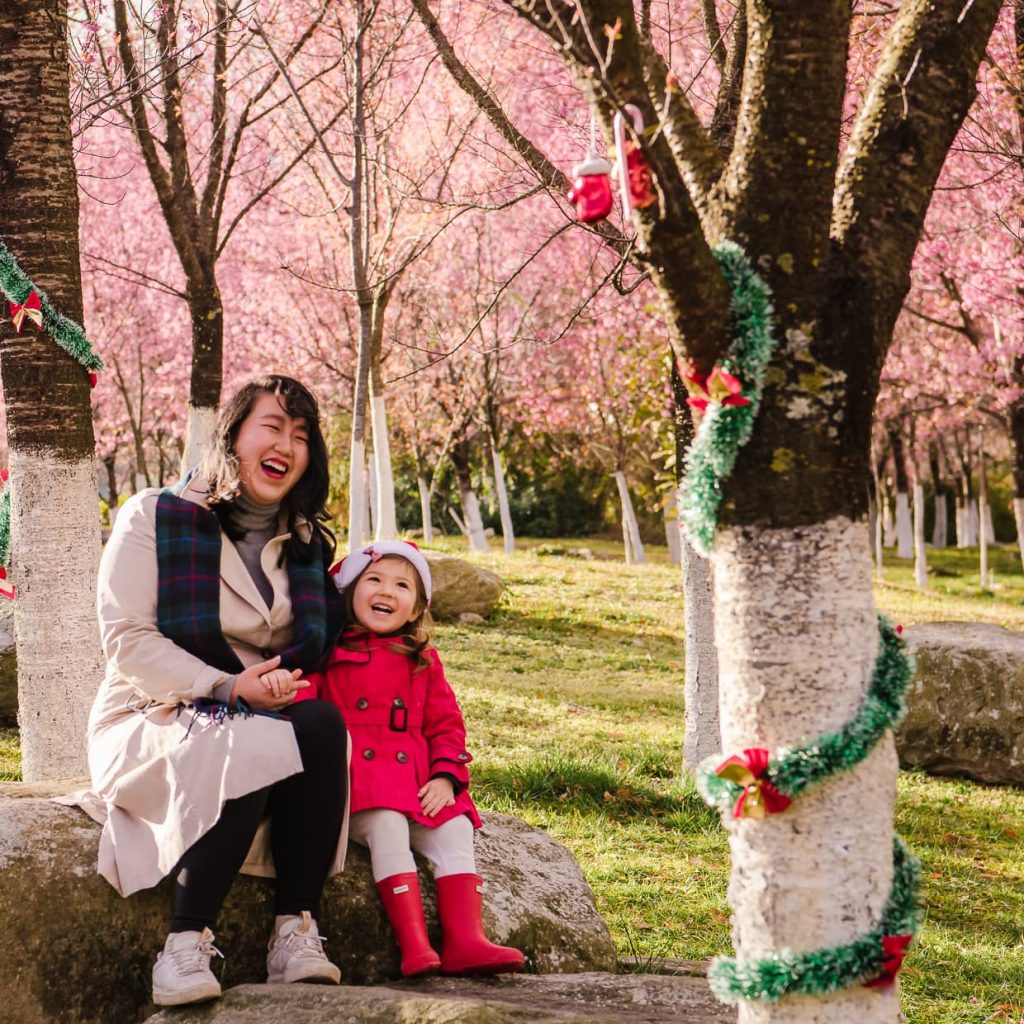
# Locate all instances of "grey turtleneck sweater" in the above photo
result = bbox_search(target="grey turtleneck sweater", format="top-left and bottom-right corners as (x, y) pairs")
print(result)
(212, 495), (282, 706)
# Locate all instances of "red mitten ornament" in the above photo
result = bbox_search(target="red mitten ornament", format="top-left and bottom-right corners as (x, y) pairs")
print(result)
(613, 104), (657, 213)
(567, 152), (614, 224)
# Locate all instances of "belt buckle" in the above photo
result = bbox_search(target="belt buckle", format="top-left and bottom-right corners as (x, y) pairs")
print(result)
(389, 705), (409, 732)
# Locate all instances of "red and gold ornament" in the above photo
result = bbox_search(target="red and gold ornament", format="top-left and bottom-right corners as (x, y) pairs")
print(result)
(715, 747), (792, 820)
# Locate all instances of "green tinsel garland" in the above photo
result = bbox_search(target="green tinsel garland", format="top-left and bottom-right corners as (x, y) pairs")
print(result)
(695, 616), (922, 1000)
(708, 836), (922, 1002)
(0, 236), (103, 374)
(697, 616), (914, 810)
(680, 242), (776, 556)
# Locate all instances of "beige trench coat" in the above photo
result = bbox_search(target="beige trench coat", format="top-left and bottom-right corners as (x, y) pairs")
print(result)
(72, 477), (349, 897)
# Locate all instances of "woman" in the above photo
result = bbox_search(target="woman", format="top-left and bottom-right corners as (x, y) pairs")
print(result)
(77, 376), (348, 1008)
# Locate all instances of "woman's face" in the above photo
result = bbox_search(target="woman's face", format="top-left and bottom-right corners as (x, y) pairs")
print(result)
(233, 391), (310, 505)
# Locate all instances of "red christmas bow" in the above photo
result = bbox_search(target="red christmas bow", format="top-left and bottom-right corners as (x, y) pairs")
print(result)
(863, 934), (912, 988)
(680, 361), (751, 413)
(715, 747), (792, 820)
(10, 291), (43, 334)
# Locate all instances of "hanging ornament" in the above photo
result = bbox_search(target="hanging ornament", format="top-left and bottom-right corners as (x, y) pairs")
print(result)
(567, 115), (614, 224)
(679, 359), (752, 412)
(613, 103), (657, 213)
(715, 748), (792, 819)
(863, 934), (912, 988)
(10, 290), (43, 333)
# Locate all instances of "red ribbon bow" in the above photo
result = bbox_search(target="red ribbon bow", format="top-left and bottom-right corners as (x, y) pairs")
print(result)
(715, 748), (792, 820)
(863, 934), (912, 988)
(680, 361), (751, 413)
(10, 291), (43, 334)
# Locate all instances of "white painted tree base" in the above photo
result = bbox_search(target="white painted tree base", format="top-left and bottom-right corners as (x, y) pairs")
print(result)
(10, 450), (105, 780)
(371, 395), (397, 542)
(461, 488), (490, 553)
(491, 447), (516, 555)
(931, 494), (947, 548)
(347, 439), (367, 554)
(613, 471), (645, 565)
(181, 405), (217, 476)
(712, 516), (899, 1024)
(894, 491), (912, 559)
(418, 476), (434, 544)
(1014, 498), (1024, 570)
(913, 482), (927, 589)
(681, 532), (719, 771)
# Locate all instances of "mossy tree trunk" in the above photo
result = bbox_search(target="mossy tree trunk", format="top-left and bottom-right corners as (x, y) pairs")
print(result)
(503, 0), (1000, 1018)
(0, 0), (105, 779)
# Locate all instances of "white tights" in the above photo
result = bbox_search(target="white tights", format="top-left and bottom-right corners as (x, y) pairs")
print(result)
(349, 809), (477, 881)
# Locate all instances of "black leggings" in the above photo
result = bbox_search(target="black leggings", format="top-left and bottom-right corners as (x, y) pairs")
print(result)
(170, 700), (347, 933)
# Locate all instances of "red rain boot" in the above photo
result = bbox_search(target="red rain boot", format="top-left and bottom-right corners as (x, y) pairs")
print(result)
(435, 873), (525, 975)
(376, 873), (441, 977)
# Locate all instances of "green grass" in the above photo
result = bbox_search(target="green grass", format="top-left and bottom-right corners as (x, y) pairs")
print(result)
(4, 536), (1024, 1020)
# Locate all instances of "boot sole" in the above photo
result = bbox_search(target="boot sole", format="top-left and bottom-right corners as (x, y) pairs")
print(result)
(441, 959), (525, 976)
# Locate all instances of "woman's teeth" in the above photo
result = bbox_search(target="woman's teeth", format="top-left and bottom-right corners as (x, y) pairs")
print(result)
(261, 460), (287, 478)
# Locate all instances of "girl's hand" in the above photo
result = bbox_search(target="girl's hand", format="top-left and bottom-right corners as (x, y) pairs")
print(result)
(260, 667), (305, 699)
(232, 656), (307, 710)
(418, 777), (456, 818)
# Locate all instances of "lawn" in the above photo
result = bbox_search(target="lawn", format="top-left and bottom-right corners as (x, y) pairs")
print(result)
(3, 536), (1022, 1022)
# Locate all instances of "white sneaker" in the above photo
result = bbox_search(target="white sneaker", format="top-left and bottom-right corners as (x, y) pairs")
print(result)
(266, 911), (341, 985)
(152, 928), (223, 1007)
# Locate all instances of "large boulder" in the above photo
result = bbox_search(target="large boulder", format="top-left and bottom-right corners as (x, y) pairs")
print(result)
(0, 601), (15, 727)
(144, 972), (732, 1024)
(0, 785), (615, 1024)
(423, 552), (504, 620)
(898, 622), (1024, 786)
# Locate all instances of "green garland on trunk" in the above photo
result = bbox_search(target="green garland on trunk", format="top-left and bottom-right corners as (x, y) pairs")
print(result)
(680, 242), (776, 556)
(0, 236), (103, 374)
(695, 618), (921, 1000)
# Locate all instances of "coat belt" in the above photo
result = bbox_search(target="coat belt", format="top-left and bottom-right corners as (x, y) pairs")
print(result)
(349, 708), (423, 730)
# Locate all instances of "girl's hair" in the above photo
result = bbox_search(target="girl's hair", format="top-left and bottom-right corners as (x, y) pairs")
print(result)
(200, 375), (336, 564)
(339, 555), (434, 672)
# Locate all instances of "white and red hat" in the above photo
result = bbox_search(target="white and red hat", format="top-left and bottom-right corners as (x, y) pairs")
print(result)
(330, 541), (432, 605)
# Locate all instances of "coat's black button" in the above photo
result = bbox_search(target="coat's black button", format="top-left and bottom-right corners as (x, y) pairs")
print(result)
(396, 751), (408, 764)
(356, 698), (369, 710)
(362, 748), (375, 760)
(393, 697), (405, 707)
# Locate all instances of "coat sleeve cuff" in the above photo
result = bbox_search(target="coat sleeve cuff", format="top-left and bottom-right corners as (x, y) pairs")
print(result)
(430, 771), (464, 796)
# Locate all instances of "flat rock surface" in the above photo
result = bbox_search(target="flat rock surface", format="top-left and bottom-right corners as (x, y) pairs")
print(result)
(423, 551), (504, 620)
(145, 973), (734, 1024)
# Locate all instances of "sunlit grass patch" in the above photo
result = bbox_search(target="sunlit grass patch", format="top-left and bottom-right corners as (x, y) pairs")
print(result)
(0, 727), (20, 781)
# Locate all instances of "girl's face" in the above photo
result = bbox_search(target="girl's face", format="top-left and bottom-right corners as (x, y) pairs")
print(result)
(351, 557), (421, 634)
(233, 392), (310, 505)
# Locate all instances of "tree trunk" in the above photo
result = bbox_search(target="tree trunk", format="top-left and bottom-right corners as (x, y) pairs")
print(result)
(417, 476), (434, 544)
(490, 445), (516, 555)
(347, 440), (368, 552)
(978, 435), (990, 588)
(1011, 391), (1024, 567)
(0, 0), (105, 780)
(713, 518), (898, 1024)
(613, 470), (645, 565)
(681, 526), (720, 772)
(888, 429), (912, 558)
(451, 441), (489, 553)
(913, 479), (927, 588)
(929, 445), (949, 548)
(180, 275), (223, 472)
(369, 387), (397, 542)
(663, 491), (682, 565)
(102, 455), (120, 525)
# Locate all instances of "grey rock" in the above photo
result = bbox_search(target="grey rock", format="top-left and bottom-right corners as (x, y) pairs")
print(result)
(0, 601), (15, 727)
(423, 552), (504, 620)
(898, 622), (1024, 785)
(143, 973), (733, 1024)
(0, 789), (614, 1024)
(458, 612), (485, 625)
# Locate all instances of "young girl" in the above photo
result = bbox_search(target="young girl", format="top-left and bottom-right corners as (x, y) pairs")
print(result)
(293, 540), (525, 977)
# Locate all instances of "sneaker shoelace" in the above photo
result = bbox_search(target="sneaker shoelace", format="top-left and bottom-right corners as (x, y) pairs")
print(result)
(275, 914), (330, 960)
(166, 933), (223, 974)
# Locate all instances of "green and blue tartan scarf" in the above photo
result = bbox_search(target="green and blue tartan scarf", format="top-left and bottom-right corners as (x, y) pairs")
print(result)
(155, 482), (336, 675)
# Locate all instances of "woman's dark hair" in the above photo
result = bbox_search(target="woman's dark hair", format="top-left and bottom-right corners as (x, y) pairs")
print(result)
(201, 375), (336, 564)
(336, 555), (434, 672)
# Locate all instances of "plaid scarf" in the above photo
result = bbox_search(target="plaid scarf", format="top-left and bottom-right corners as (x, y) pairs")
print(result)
(155, 487), (335, 675)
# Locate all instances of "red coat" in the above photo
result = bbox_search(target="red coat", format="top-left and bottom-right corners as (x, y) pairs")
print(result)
(296, 634), (481, 830)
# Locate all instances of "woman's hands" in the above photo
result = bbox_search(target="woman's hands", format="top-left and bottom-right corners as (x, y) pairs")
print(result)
(231, 655), (308, 711)
(418, 777), (456, 817)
